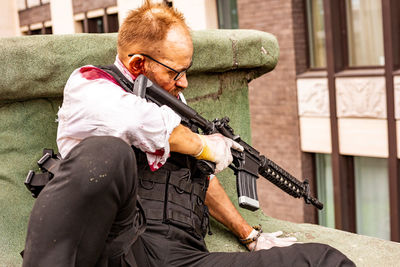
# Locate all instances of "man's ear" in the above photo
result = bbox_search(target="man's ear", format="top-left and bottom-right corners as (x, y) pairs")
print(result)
(128, 55), (146, 77)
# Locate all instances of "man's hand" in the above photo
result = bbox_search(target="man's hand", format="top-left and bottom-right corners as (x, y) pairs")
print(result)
(245, 229), (297, 251)
(205, 177), (297, 252)
(195, 133), (243, 173)
(169, 126), (243, 173)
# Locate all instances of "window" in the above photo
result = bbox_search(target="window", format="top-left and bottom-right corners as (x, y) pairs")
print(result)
(345, 0), (384, 66)
(217, 0), (238, 29)
(29, 29), (42, 35)
(354, 157), (390, 240)
(306, 0), (327, 68)
(107, 14), (119, 33)
(24, 26), (52, 35)
(315, 154), (335, 228)
(81, 14), (119, 33)
(88, 17), (104, 33)
(316, 154), (390, 238)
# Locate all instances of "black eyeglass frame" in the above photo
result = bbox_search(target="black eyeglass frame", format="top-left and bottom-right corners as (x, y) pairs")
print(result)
(128, 53), (191, 81)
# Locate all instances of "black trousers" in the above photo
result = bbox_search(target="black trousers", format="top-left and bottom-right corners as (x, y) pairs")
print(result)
(132, 222), (355, 267)
(23, 136), (355, 267)
(23, 136), (144, 267)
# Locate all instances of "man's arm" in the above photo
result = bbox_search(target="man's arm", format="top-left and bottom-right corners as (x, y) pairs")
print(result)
(205, 176), (253, 239)
(169, 124), (203, 156)
(205, 176), (297, 250)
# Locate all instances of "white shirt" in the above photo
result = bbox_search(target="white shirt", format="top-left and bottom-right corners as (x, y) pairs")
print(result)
(56, 56), (181, 171)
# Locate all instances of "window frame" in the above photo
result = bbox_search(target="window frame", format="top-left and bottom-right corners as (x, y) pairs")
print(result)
(304, 0), (328, 71)
(80, 9), (119, 34)
(304, 0), (398, 73)
(216, 0), (239, 30)
(341, 0), (385, 70)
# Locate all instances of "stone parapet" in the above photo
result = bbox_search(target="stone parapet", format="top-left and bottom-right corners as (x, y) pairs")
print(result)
(0, 30), (278, 102)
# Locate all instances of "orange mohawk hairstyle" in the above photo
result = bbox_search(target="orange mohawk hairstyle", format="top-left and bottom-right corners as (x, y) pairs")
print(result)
(117, 0), (190, 57)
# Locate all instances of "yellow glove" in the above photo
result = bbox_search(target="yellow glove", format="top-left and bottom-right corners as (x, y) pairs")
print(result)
(195, 133), (244, 173)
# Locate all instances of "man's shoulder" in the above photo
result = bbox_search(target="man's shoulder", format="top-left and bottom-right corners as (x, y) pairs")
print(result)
(70, 65), (120, 87)
(63, 65), (125, 98)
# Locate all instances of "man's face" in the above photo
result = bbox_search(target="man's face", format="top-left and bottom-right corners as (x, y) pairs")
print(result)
(144, 26), (193, 97)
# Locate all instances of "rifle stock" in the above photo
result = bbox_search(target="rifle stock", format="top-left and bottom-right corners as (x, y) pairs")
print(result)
(134, 75), (324, 211)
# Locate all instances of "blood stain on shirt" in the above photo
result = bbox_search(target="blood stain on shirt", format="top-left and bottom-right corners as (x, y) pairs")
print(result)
(80, 66), (120, 87)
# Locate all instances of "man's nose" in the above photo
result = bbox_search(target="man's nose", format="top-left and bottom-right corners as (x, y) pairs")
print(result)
(176, 73), (188, 88)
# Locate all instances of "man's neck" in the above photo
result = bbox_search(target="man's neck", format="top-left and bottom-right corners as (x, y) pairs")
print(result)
(114, 55), (136, 82)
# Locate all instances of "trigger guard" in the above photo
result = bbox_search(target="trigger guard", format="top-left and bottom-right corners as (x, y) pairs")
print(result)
(196, 160), (216, 175)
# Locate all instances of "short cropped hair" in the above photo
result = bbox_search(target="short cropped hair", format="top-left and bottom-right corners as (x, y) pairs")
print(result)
(117, 0), (190, 56)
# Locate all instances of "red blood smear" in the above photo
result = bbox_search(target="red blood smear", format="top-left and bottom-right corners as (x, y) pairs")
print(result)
(80, 66), (120, 87)
(150, 149), (165, 156)
(150, 162), (163, 172)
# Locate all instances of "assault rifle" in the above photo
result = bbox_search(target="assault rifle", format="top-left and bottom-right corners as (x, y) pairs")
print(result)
(99, 65), (323, 211)
(131, 74), (323, 212)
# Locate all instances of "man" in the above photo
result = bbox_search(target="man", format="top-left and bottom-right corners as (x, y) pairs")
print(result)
(23, 1), (355, 266)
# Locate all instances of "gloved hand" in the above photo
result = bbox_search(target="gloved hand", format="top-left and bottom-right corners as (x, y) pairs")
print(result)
(195, 133), (244, 173)
(241, 227), (297, 251)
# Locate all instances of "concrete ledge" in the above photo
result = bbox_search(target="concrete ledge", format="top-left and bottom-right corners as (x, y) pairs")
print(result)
(0, 30), (278, 102)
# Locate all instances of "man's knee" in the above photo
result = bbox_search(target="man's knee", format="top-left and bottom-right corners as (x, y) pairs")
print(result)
(72, 136), (134, 161)
(69, 136), (136, 170)
(59, 136), (138, 195)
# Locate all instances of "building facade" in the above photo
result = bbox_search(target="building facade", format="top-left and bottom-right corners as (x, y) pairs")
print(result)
(3, 0), (226, 36)
(238, 0), (400, 243)
(2, 0), (399, 242)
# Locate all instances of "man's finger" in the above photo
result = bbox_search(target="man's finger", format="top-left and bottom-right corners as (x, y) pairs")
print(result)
(231, 140), (244, 152)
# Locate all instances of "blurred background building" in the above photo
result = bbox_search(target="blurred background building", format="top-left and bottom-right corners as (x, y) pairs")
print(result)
(1, 0), (399, 242)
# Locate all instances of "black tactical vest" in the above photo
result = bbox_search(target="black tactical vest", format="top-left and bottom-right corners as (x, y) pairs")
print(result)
(96, 65), (211, 239)
(134, 148), (210, 239)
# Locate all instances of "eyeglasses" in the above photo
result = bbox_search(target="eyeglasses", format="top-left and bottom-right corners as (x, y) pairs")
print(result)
(128, 53), (192, 81)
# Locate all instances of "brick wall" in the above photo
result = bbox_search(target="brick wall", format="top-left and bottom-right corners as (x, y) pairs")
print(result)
(237, 0), (315, 223)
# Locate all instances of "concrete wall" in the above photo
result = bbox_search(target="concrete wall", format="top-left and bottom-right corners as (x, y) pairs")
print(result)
(297, 75), (393, 159)
(173, 0), (218, 30)
(0, 0), (20, 37)
(49, 0), (75, 34)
